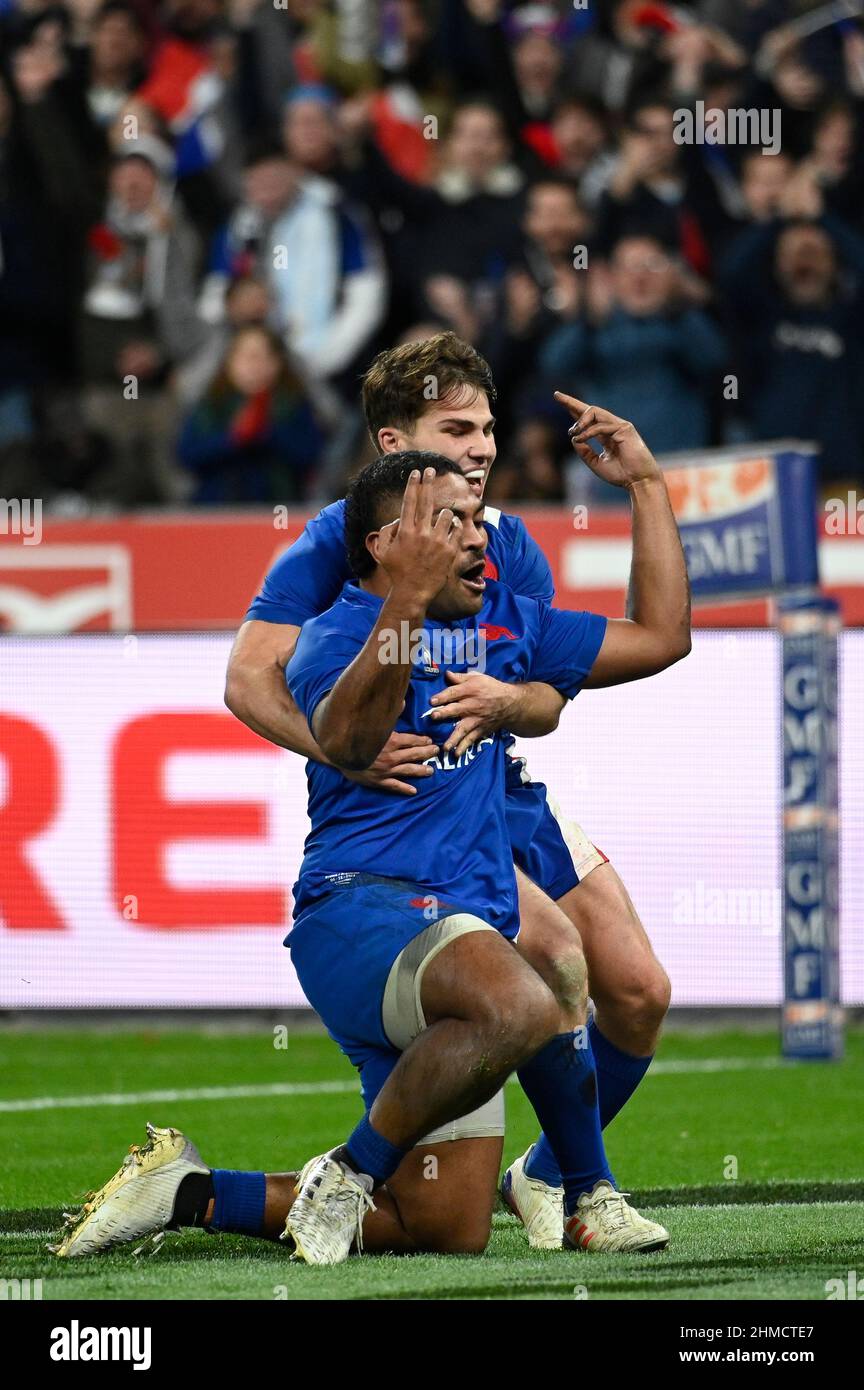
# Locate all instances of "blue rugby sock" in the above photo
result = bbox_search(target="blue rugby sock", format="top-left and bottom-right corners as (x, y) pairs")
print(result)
(527, 1017), (655, 1189)
(524, 1019), (656, 1189)
(523, 1133), (562, 1188)
(208, 1169), (267, 1236)
(341, 1113), (412, 1187)
(517, 1030), (614, 1215)
(588, 1015), (655, 1127)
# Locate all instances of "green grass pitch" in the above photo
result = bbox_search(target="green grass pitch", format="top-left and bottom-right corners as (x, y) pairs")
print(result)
(1, 1026), (863, 1301)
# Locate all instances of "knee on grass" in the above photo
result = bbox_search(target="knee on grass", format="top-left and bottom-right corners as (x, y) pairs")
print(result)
(414, 1211), (493, 1256)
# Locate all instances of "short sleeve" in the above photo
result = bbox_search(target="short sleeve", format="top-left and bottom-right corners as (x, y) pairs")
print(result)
(245, 502), (351, 626)
(284, 621), (364, 727)
(530, 604), (607, 699)
(497, 514), (555, 604)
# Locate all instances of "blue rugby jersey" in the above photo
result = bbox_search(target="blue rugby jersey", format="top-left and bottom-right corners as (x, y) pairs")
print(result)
(285, 579), (606, 935)
(246, 498), (555, 626)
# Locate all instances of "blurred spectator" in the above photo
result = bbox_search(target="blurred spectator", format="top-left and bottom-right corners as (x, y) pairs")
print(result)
(481, 178), (590, 432)
(738, 148), (795, 224)
(264, 152), (385, 384)
(6, 23), (105, 389)
(424, 100), (525, 279)
(487, 416), (567, 503)
(541, 235), (728, 462)
(806, 102), (864, 230)
(177, 323), (323, 502)
(71, 2), (149, 130)
(719, 178), (864, 483)
(2, 0), (864, 506)
(515, 178), (590, 323)
(593, 99), (726, 276)
(175, 271), (270, 404)
(547, 98), (616, 208)
(282, 82), (339, 176)
(79, 138), (202, 502)
(132, 0), (245, 234)
(227, 0), (318, 136)
(0, 75), (44, 447)
(201, 146), (385, 383)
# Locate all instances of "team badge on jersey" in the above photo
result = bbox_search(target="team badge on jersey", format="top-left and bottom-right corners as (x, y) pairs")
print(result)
(415, 644), (440, 678)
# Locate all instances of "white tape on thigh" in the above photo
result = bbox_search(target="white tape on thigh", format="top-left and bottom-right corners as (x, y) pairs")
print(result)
(418, 1089), (505, 1144)
(381, 913), (496, 1053)
(546, 795), (608, 882)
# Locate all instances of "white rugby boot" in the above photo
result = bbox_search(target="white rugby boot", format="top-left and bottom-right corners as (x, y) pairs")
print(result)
(50, 1122), (210, 1258)
(282, 1153), (375, 1266)
(564, 1180), (669, 1253)
(500, 1148), (564, 1250)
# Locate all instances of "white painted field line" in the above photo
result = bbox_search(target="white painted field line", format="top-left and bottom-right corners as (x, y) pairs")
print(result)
(0, 1057), (788, 1114)
(649, 1057), (788, 1075)
(0, 1080), (359, 1114)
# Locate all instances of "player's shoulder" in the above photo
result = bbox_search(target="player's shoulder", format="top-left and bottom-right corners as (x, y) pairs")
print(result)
(483, 505), (537, 561)
(302, 580), (376, 637)
(484, 505), (527, 540)
(293, 579), (350, 636)
(265, 498), (345, 572)
(482, 578), (543, 626)
(312, 498), (347, 532)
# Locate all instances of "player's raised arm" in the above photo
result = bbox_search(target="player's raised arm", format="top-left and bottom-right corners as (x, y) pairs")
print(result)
(554, 393), (691, 687)
(312, 468), (462, 770)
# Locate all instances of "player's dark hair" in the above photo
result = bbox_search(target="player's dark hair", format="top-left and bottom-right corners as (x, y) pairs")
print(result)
(361, 332), (496, 443)
(344, 451), (464, 579)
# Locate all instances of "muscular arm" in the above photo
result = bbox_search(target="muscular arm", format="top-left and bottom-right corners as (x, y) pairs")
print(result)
(554, 392), (691, 689)
(227, 616), (440, 793)
(313, 588), (427, 770)
(498, 682), (567, 735)
(225, 619), (329, 761)
(584, 473), (691, 688)
(428, 673), (567, 756)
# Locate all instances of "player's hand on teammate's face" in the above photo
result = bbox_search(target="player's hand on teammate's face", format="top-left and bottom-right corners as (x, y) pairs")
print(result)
(554, 393), (661, 489)
(427, 671), (519, 757)
(342, 729), (437, 796)
(377, 469), (462, 606)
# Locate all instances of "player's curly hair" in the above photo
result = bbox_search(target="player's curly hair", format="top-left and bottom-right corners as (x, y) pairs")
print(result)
(361, 332), (496, 443)
(345, 451), (464, 579)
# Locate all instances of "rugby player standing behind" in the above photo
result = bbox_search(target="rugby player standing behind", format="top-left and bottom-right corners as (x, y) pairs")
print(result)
(225, 333), (679, 1248)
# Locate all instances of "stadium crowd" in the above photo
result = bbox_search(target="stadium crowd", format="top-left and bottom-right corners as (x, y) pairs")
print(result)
(1, 0), (863, 508)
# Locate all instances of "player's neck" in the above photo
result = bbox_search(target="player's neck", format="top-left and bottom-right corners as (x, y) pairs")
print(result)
(362, 572), (452, 622)
(360, 573), (391, 602)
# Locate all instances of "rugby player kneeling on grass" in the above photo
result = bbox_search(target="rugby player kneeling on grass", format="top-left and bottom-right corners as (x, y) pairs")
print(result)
(53, 404), (690, 1265)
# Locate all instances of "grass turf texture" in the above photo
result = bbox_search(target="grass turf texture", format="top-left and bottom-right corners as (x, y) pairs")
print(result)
(1, 1027), (862, 1301)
